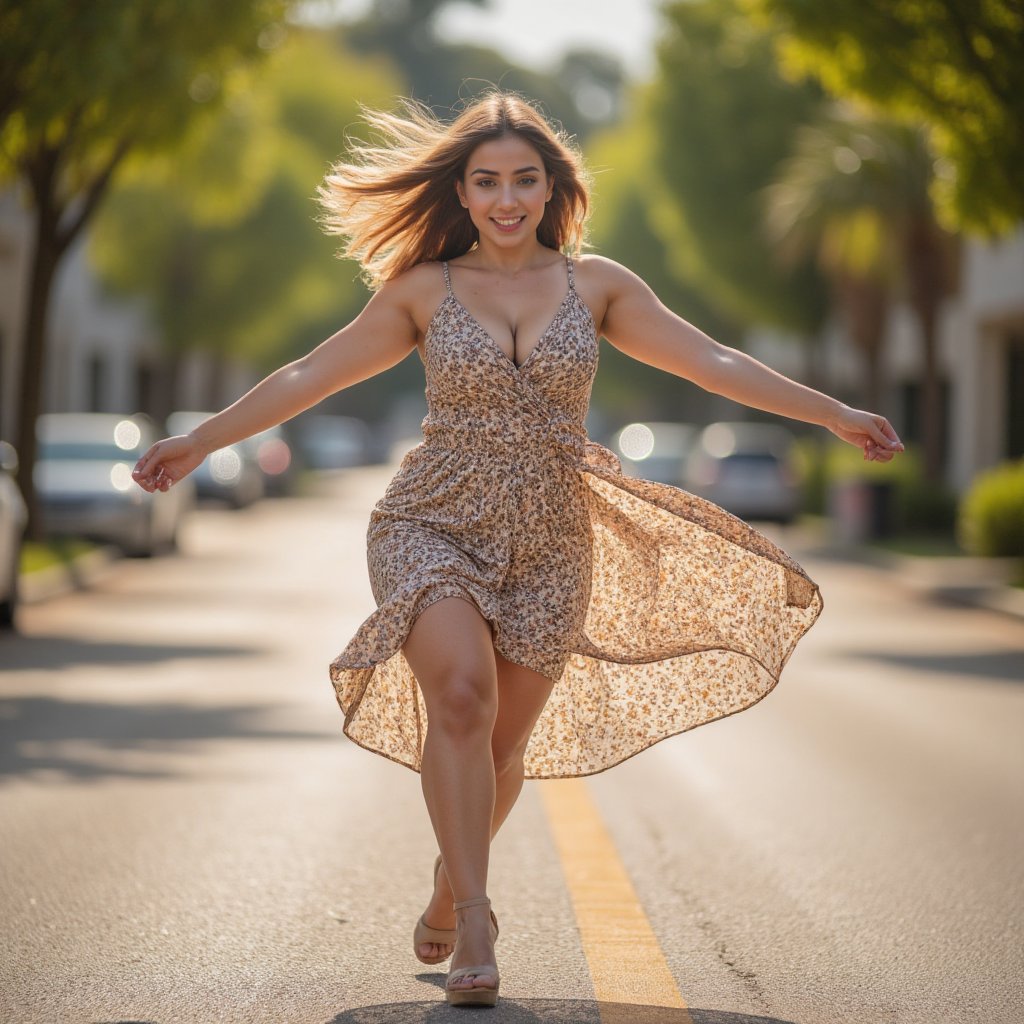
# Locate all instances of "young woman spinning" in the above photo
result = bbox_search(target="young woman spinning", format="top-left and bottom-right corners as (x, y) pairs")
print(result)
(133, 92), (903, 1008)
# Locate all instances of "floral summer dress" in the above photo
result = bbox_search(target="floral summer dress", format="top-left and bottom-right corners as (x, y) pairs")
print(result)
(329, 255), (823, 779)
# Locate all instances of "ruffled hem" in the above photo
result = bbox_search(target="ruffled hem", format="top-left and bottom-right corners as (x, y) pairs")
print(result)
(328, 457), (823, 780)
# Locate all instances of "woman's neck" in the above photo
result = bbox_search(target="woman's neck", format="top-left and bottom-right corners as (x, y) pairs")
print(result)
(461, 237), (558, 274)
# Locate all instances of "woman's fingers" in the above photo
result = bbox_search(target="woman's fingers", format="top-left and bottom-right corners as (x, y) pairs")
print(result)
(844, 409), (903, 454)
(873, 416), (903, 450)
(133, 442), (172, 491)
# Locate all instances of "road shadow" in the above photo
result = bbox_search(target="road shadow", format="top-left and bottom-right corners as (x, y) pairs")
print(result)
(0, 632), (261, 671)
(325, 1001), (797, 1023)
(840, 646), (1024, 685)
(0, 695), (338, 781)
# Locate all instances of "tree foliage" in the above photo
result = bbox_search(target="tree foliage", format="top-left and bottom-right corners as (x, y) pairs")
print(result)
(342, 0), (625, 139)
(0, 0), (290, 535)
(91, 31), (398, 381)
(745, 0), (1024, 234)
(586, 107), (746, 427)
(647, 0), (828, 336)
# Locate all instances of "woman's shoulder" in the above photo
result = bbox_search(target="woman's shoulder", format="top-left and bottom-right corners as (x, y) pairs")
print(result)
(378, 261), (448, 306)
(573, 253), (642, 293)
(385, 260), (447, 292)
(377, 261), (449, 331)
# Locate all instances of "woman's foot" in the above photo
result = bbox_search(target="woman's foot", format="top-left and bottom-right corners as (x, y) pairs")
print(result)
(446, 898), (500, 1006)
(414, 856), (456, 963)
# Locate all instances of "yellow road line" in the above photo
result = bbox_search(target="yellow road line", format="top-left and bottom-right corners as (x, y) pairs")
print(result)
(540, 778), (693, 1023)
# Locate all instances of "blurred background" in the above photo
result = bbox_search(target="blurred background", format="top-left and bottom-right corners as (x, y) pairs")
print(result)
(1, 0), (1022, 623)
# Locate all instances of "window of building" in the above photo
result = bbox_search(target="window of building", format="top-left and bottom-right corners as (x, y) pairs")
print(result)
(1006, 330), (1024, 459)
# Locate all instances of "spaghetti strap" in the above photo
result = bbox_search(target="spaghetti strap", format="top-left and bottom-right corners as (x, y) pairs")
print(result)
(441, 261), (453, 296)
(565, 254), (576, 291)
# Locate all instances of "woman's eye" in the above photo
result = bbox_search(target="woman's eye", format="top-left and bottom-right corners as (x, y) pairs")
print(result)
(519, 177), (537, 185)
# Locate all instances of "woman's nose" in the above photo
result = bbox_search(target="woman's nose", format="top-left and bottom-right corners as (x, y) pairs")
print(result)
(496, 185), (516, 208)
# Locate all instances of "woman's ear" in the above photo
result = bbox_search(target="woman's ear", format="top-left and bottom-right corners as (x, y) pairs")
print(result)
(545, 177), (555, 203)
(455, 180), (469, 208)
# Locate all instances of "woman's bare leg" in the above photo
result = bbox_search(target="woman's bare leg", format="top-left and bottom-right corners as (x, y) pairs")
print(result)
(419, 649), (555, 959)
(402, 597), (499, 987)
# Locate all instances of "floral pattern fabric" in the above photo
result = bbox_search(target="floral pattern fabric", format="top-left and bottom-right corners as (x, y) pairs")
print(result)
(329, 256), (823, 778)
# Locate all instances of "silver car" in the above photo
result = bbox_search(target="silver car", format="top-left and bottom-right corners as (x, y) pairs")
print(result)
(0, 441), (28, 627)
(684, 421), (801, 524)
(35, 414), (194, 556)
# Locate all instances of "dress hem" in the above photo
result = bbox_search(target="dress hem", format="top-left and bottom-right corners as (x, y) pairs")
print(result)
(332, 580), (824, 780)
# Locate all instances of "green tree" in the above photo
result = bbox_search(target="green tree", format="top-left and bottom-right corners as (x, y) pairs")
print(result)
(342, 0), (624, 139)
(0, 0), (288, 536)
(745, 0), (1024, 234)
(648, 0), (829, 338)
(764, 109), (958, 480)
(586, 104), (745, 429)
(90, 30), (399, 419)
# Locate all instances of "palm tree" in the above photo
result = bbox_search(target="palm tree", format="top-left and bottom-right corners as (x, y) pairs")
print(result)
(764, 107), (957, 481)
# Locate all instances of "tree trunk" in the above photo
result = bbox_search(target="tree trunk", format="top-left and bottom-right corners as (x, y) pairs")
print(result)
(15, 178), (61, 540)
(837, 272), (888, 411)
(12, 138), (129, 539)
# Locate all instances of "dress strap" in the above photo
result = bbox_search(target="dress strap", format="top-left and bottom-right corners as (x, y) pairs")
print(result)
(441, 261), (453, 296)
(565, 254), (576, 291)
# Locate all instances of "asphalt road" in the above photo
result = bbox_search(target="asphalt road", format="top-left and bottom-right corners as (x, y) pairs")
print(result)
(1, 468), (1022, 1024)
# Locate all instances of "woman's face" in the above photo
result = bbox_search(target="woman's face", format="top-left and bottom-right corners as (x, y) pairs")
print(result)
(456, 134), (553, 247)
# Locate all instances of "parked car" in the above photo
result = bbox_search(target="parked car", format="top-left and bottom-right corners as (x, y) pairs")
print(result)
(166, 411), (265, 508)
(612, 421), (700, 486)
(684, 421), (801, 523)
(296, 414), (372, 470)
(35, 413), (194, 556)
(0, 441), (28, 628)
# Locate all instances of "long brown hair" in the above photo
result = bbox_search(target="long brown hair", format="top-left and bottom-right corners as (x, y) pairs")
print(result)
(318, 92), (591, 288)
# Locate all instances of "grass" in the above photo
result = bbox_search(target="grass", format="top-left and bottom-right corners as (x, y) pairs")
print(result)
(20, 538), (99, 575)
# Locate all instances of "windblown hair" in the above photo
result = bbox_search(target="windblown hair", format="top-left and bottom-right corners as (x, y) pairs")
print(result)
(317, 91), (591, 288)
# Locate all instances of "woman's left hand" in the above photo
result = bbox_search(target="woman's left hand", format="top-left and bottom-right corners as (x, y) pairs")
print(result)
(828, 405), (905, 463)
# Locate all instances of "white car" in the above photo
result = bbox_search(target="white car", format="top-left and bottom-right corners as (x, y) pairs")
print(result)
(0, 441), (28, 627)
(35, 414), (194, 556)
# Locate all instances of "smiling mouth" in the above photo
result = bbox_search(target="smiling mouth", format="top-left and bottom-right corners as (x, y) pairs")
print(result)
(491, 216), (525, 229)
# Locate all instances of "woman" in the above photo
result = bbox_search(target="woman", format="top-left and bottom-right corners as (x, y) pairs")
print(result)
(132, 92), (903, 1007)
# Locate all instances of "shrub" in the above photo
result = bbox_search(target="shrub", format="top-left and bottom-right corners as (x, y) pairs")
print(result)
(958, 460), (1024, 557)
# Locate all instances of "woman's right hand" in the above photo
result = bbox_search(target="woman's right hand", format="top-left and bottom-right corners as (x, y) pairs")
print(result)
(132, 434), (208, 493)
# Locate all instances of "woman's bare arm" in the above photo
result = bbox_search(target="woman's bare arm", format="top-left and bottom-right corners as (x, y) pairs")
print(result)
(590, 257), (904, 461)
(133, 277), (420, 491)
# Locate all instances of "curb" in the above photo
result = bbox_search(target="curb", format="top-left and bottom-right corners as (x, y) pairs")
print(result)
(19, 545), (122, 605)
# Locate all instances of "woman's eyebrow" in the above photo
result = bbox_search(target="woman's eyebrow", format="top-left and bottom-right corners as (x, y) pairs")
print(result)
(469, 165), (541, 175)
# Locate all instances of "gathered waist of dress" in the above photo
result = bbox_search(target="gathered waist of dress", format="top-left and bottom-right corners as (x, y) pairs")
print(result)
(422, 418), (587, 461)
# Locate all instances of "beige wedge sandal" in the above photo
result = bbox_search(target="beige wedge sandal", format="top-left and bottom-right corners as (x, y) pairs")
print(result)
(445, 896), (500, 1008)
(413, 857), (501, 967)
(413, 856), (457, 965)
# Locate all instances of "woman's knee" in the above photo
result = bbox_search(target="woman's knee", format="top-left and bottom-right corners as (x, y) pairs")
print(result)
(427, 673), (498, 738)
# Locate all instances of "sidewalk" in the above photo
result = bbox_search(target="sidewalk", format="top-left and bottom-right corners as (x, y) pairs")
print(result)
(793, 520), (1024, 622)
(19, 545), (121, 605)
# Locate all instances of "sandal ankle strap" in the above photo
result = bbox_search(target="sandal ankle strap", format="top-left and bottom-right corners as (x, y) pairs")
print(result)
(453, 896), (491, 911)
